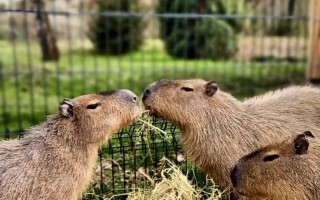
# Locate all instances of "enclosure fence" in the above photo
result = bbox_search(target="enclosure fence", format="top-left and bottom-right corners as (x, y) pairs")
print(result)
(0, 0), (319, 199)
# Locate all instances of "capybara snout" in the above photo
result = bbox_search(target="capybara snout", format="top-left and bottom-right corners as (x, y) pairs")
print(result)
(142, 79), (171, 102)
(142, 88), (151, 102)
(111, 89), (139, 104)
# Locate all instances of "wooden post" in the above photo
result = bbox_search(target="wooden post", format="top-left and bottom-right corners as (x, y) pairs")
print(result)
(307, 0), (320, 82)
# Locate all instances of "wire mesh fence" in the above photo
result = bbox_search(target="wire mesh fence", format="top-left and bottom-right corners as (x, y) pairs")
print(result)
(0, 0), (318, 199)
(83, 118), (186, 199)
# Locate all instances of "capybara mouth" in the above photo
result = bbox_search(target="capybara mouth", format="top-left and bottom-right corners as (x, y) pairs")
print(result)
(236, 189), (250, 197)
(145, 106), (160, 118)
(133, 114), (142, 123)
(150, 111), (159, 118)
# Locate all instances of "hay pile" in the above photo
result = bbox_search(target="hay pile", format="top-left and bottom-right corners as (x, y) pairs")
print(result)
(125, 159), (223, 200)
(109, 113), (224, 200)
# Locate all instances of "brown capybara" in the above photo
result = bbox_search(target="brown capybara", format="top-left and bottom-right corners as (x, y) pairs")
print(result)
(231, 131), (320, 200)
(142, 79), (320, 194)
(0, 90), (141, 200)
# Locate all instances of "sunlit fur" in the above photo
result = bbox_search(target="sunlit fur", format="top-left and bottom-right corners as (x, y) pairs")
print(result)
(233, 134), (320, 200)
(143, 79), (320, 196)
(0, 90), (141, 200)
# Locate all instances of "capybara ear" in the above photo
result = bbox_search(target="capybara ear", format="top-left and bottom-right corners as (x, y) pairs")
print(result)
(294, 132), (313, 155)
(59, 98), (74, 118)
(302, 131), (315, 138)
(205, 81), (218, 97)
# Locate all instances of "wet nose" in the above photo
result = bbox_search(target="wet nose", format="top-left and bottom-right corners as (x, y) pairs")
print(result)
(142, 88), (151, 102)
(230, 165), (238, 187)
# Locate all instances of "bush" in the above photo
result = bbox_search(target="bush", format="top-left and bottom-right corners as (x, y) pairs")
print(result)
(158, 0), (238, 60)
(210, 0), (245, 32)
(163, 18), (237, 60)
(88, 0), (143, 55)
(200, 19), (237, 60)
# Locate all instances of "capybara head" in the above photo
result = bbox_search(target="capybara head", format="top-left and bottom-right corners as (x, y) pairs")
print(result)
(142, 79), (222, 126)
(59, 89), (141, 143)
(230, 131), (317, 199)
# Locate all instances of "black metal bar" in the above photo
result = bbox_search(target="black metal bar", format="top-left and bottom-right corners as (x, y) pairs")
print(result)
(0, 61), (9, 138)
(0, 9), (314, 21)
(22, 0), (35, 125)
(98, 148), (104, 199)
(11, 14), (23, 131)
(66, 12), (74, 97)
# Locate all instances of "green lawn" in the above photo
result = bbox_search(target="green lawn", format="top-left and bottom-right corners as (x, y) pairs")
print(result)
(0, 39), (306, 135)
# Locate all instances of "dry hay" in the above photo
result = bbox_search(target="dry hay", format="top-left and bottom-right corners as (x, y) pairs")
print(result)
(137, 111), (170, 141)
(123, 159), (223, 200)
(105, 112), (224, 199)
(123, 112), (224, 199)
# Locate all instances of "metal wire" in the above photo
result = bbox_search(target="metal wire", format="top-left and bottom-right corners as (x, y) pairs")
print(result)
(0, 9), (316, 20)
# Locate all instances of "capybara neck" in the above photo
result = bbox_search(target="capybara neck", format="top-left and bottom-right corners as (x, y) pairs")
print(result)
(25, 115), (100, 163)
(179, 91), (275, 189)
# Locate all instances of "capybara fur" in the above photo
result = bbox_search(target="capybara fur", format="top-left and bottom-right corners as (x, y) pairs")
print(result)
(0, 90), (141, 200)
(142, 79), (320, 194)
(231, 131), (320, 200)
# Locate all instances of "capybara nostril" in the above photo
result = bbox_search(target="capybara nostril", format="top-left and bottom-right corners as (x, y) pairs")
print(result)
(142, 89), (151, 102)
(230, 165), (238, 187)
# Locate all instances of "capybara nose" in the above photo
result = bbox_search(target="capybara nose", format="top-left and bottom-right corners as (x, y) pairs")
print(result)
(142, 89), (151, 102)
(117, 89), (139, 104)
(230, 165), (238, 187)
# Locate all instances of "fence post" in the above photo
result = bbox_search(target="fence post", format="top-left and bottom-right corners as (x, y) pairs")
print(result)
(307, 0), (320, 82)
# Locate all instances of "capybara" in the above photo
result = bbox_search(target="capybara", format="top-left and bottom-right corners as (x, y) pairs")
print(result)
(142, 79), (320, 194)
(0, 90), (141, 200)
(231, 131), (320, 200)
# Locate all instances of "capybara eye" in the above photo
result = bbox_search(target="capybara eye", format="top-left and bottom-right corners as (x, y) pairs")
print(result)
(263, 154), (279, 162)
(181, 87), (194, 92)
(86, 103), (100, 109)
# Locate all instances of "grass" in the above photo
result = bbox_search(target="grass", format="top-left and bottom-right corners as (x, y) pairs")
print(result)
(0, 39), (307, 134)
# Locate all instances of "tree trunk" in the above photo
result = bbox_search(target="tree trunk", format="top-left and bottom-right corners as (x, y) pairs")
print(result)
(32, 0), (60, 61)
(306, 0), (320, 82)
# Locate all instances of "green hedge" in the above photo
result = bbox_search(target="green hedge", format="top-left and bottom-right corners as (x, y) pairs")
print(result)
(88, 0), (143, 55)
(158, 0), (242, 60)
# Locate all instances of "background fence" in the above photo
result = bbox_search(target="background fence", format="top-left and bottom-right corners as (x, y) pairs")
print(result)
(0, 0), (319, 199)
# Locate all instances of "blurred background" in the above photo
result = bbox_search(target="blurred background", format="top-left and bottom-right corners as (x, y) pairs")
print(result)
(0, 0), (320, 199)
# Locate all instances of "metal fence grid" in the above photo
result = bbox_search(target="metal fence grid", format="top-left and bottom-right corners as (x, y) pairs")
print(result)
(84, 118), (185, 199)
(0, 0), (318, 199)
